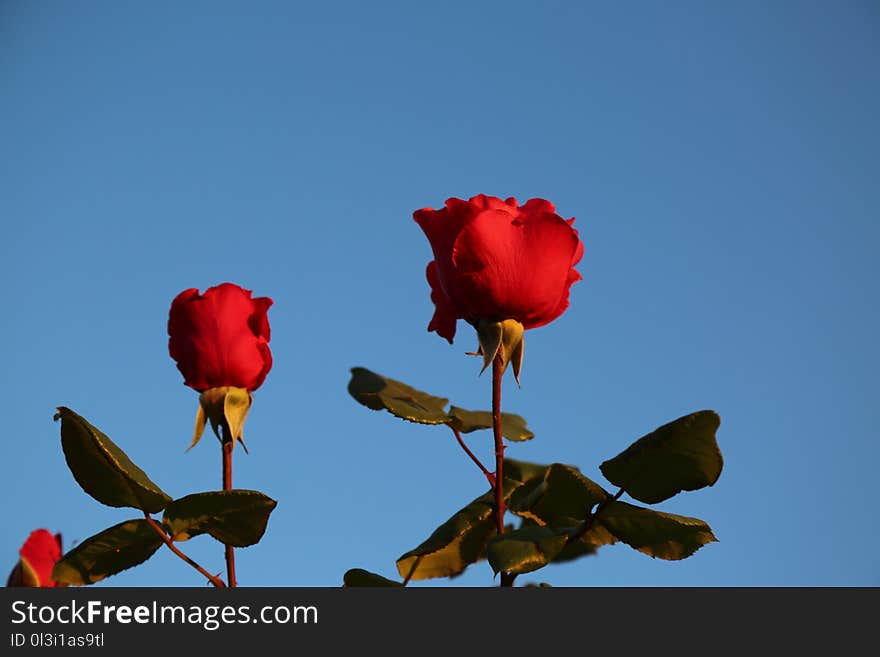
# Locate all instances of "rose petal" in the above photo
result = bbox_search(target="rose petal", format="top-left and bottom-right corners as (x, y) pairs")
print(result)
(450, 207), (581, 327)
(425, 261), (459, 343)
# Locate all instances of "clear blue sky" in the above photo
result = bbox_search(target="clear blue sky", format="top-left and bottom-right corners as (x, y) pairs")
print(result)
(2, 0), (877, 587)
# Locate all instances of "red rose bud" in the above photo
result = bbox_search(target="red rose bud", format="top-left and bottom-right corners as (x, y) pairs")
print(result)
(6, 529), (62, 587)
(168, 283), (273, 450)
(414, 195), (583, 380)
(169, 282), (273, 392)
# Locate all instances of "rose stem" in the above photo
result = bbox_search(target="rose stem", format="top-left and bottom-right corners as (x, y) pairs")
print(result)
(143, 513), (226, 588)
(492, 351), (515, 587)
(221, 422), (237, 587)
(450, 426), (495, 486)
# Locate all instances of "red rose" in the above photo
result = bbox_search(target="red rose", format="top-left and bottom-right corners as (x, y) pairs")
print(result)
(6, 529), (62, 587)
(168, 283), (273, 392)
(414, 195), (583, 343)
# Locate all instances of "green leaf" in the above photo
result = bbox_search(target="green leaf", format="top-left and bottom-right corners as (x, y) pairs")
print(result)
(55, 407), (172, 513)
(51, 520), (163, 585)
(504, 463), (620, 568)
(503, 458), (550, 485)
(551, 537), (600, 563)
(8, 561), (40, 587)
(342, 569), (404, 587)
(162, 490), (277, 547)
(348, 369), (537, 444)
(388, 460), (558, 580)
(395, 476), (533, 581)
(486, 526), (572, 575)
(508, 463), (609, 526)
(597, 501), (717, 560)
(396, 489), (497, 581)
(348, 367), (450, 425)
(448, 406), (534, 442)
(554, 520), (619, 562)
(600, 410), (723, 504)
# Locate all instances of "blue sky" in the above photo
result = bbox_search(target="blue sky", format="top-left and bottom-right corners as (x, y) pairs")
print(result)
(2, 0), (877, 587)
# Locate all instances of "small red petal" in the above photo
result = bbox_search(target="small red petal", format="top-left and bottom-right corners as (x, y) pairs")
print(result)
(425, 262), (458, 343)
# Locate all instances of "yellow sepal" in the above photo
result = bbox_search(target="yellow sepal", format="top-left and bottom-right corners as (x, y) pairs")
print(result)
(470, 319), (525, 385)
(188, 386), (253, 452)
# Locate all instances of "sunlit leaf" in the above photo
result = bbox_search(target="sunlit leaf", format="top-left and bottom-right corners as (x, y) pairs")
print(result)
(551, 538), (599, 563)
(508, 463), (609, 526)
(395, 476), (532, 581)
(600, 410), (722, 504)
(535, 519), (618, 565)
(162, 490), (277, 547)
(347, 367), (449, 425)
(55, 407), (172, 513)
(504, 463), (620, 568)
(347, 369), (536, 443)
(597, 501), (717, 560)
(486, 526), (572, 575)
(396, 489), (497, 581)
(343, 569), (403, 587)
(448, 406), (534, 442)
(51, 520), (163, 585)
(503, 458), (550, 485)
